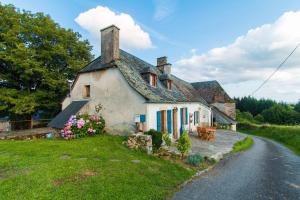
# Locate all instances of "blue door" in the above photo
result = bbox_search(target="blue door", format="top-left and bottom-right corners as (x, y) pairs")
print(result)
(157, 111), (161, 132)
(185, 107), (188, 125)
(180, 108), (183, 135)
(167, 110), (172, 134)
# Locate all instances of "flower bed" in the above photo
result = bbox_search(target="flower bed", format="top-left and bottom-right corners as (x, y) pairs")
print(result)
(61, 114), (105, 140)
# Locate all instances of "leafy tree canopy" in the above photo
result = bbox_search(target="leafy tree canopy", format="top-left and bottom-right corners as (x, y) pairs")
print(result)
(0, 4), (93, 119)
(294, 101), (300, 113)
(235, 96), (300, 125)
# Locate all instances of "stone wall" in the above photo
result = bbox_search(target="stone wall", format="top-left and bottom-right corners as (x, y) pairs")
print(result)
(63, 68), (147, 135)
(125, 132), (152, 154)
(212, 102), (236, 120)
(0, 121), (10, 132)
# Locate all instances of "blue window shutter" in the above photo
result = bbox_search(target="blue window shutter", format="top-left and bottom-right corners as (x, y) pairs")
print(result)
(157, 111), (161, 132)
(194, 112), (196, 125)
(180, 108), (183, 135)
(185, 108), (188, 125)
(167, 110), (172, 134)
(140, 115), (146, 123)
(180, 108), (183, 125)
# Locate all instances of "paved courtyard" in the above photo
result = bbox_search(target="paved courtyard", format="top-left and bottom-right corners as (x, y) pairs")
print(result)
(169, 130), (246, 161)
(189, 130), (246, 160)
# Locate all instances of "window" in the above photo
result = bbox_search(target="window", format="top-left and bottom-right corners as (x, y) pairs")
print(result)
(84, 85), (90, 98)
(167, 80), (172, 90)
(194, 111), (199, 125)
(150, 74), (157, 87)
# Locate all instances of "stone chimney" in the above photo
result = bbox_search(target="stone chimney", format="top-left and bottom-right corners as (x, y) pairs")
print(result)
(157, 56), (171, 74)
(101, 25), (120, 64)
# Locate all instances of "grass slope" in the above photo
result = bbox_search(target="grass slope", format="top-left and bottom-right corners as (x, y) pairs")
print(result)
(238, 124), (300, 156)
(0, 135), (194, 200)
(231, 137), (254, 153)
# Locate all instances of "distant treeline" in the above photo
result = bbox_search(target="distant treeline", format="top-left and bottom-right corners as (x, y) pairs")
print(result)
(234, 96), (300, 125)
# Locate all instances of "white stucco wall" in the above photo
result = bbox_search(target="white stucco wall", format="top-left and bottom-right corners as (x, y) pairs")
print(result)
(146, 103), (211, 138)
(61, 68), (212, 137)
(62, 68), (147, 135)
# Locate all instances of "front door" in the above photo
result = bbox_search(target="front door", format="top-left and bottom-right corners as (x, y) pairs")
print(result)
(161, 110), (167, 133)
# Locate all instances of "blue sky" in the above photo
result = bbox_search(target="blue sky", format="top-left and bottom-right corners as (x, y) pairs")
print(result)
(3, 0), (300, 102)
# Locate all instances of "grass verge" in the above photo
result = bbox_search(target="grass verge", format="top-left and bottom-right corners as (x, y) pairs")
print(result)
(231, 137), (254, 153)
(238, 123), (300, 156)
(0, 135), (194, 200)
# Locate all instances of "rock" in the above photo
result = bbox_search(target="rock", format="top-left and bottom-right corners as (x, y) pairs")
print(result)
(131, 160), (141, 163)
(110, 159), (121, 162)
(125, 133), (152, 153)
(60, 154), (71, 159)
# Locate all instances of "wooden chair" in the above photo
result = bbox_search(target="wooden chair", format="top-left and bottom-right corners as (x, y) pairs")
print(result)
(197, 126), (216, 141)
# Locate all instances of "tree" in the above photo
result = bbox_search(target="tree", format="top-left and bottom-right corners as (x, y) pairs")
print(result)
(262, 105), (300, 125)
(0, 4), (93, 125)
(294, 101), (300, 113)
(177, 131), (191, 158)
(234, 96), (276, 116)
(254, 114), (264, 123)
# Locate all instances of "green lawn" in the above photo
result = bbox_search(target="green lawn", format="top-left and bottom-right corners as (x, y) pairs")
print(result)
(231, 137), (254, 153)
(238, 124), (300, 156)
(0, 135), (194, 200)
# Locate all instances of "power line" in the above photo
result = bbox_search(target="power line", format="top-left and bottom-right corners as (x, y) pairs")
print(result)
(251, 42), (300, 96)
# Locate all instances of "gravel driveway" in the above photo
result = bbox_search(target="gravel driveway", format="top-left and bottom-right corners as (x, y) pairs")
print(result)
(172, 135), (300, 200)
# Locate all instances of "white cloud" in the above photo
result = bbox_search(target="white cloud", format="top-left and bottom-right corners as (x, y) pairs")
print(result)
(75, 6), (153, 49)
(174, 11), (300, 102)
(153, 0), (177, 21)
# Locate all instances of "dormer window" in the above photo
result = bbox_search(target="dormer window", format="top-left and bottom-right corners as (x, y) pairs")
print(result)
(141, 67), (158, 88)
(159, 74), (172, 90)
(150, 74), (157, 87)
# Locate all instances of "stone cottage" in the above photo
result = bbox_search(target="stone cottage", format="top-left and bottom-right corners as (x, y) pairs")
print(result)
(192, 81), (237, 130)
(49, 25), (235, 137)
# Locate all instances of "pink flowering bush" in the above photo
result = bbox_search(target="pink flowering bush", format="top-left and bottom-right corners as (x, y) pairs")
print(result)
(61, 114), (105, 140)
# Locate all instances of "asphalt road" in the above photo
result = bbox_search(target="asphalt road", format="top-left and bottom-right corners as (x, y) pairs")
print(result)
(172, 136), (300, 200)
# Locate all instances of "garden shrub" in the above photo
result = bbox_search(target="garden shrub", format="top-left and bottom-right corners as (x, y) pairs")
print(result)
(61, 114), (105, 140)
(144, 129), (162, 149)
(162, 133), (172, 146)
(177, 131), (191, 158)
(186, 153), (203, 166)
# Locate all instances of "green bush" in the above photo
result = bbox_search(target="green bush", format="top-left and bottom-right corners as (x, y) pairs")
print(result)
(163, 133), (172, 146)
(145, 129), (162, 149)
(177, 131), (191, 158)
(186, 154), (203, 166)
(232, 137), (254, 153)
(254, 114), (264, 123)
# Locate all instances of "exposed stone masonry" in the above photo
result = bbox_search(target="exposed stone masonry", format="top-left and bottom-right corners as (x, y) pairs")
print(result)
(125, 132), (152, 154)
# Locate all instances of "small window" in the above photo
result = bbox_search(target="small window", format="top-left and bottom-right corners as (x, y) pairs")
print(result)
(167, 80), (172, 90)
(150, 74), (157, 87)
(84, 85), (90, 98)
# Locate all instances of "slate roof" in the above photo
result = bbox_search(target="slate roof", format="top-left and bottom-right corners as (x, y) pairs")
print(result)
(80, 50), (208, 105)
(212, 106), (237, 125)
(191, 81), (234, 104)
(48, 100), (88, 129)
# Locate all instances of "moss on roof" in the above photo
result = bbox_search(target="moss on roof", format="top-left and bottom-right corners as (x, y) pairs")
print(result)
(192, 80), (234, 103)
(79, 50), (208, 105)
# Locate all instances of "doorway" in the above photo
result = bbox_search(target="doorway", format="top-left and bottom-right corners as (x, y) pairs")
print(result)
(172, 108), (178, 139)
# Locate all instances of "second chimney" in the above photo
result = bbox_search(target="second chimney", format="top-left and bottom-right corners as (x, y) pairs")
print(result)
(101, 25), (120, 64)
(157, 56), (171, 74)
